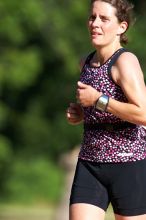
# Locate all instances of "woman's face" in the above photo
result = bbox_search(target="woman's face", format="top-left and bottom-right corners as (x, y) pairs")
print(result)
(88, 1), (126, 47)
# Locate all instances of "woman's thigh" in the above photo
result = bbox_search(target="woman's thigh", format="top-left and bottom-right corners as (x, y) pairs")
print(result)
(70, 159), (110, 211)
(70, 203), (105, 220)
(110, 159), (146, 216)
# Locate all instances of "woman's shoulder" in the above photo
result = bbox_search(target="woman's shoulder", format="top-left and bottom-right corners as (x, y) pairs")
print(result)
(114, 50), (143, 81)
(111, 49), (143, 85)
(114, 50), (142, 76)
(116, 50), (140, 66)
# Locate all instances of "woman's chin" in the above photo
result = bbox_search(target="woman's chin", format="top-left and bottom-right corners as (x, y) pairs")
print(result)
(91, 40), (103, 47)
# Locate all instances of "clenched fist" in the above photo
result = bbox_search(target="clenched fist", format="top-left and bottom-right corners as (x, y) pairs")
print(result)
(66, 103), (84, 125)
(76, 81), (102, 107)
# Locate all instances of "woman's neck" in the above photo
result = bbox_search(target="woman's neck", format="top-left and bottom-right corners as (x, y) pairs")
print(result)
(94, 43), (122, 65)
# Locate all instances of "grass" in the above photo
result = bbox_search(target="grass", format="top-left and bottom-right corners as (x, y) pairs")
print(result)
(0, 204), (54, 220)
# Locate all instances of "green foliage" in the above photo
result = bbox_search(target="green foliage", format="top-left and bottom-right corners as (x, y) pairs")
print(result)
(0, 135), (12, 167)
(0, 103), (10, 129)
(4, 158), (64, 204)
(0, 135), (12, 194)
(127, 15), (146, 81)
(1, 48), (42, 89)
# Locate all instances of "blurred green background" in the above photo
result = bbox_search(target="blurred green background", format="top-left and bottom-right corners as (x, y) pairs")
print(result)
(0, 0), (146, 218)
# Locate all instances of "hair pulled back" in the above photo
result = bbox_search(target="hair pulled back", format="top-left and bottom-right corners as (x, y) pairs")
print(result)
(90, 0), (135, 44)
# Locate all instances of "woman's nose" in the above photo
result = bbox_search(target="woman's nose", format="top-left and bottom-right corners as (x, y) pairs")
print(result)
(92, 17), (101, 28)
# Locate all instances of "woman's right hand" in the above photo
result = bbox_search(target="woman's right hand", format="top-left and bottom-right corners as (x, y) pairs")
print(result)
(66, 103), (84, 125)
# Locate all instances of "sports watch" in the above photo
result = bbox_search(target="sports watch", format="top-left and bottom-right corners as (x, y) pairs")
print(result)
(95, 95), (109, 112)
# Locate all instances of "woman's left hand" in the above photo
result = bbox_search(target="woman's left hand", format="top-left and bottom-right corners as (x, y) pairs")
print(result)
(76, 81), (101, 107)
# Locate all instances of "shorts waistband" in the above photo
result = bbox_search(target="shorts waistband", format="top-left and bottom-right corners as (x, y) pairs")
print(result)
(84, 122), (137, 132)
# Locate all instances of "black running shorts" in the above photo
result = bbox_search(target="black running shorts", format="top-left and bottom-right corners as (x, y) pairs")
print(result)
(70, 158), (146, 216)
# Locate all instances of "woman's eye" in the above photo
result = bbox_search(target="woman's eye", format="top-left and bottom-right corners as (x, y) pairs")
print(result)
(100, 16), (109, 22)
(89, 15), (96, 21)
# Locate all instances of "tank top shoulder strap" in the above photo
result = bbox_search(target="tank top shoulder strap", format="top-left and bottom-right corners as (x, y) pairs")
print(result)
(81, 51), (96, 71)
(107, 47), (128, 74)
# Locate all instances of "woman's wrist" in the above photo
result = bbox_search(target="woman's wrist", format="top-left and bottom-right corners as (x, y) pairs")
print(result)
(93, 92), (102, 106)
(94, 94), (109, 112)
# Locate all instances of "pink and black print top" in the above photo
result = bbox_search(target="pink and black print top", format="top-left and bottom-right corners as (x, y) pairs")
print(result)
(78, 48), (146, 163)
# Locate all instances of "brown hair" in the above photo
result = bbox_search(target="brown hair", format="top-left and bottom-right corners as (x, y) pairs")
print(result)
(90, 0), (135, 44)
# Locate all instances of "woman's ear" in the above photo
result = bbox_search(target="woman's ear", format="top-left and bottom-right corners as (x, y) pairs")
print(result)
(117, 21), (128, 35)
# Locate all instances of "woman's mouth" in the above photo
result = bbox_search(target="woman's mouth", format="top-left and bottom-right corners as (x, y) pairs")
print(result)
(91, 32), (102, 38)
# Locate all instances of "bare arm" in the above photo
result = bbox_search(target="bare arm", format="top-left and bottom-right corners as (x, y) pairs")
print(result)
(107, 52), (146, 125)
(77, 52), (146, 126)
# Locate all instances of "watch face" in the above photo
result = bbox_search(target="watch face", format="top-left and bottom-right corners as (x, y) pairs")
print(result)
(95, 95), (109, 112)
